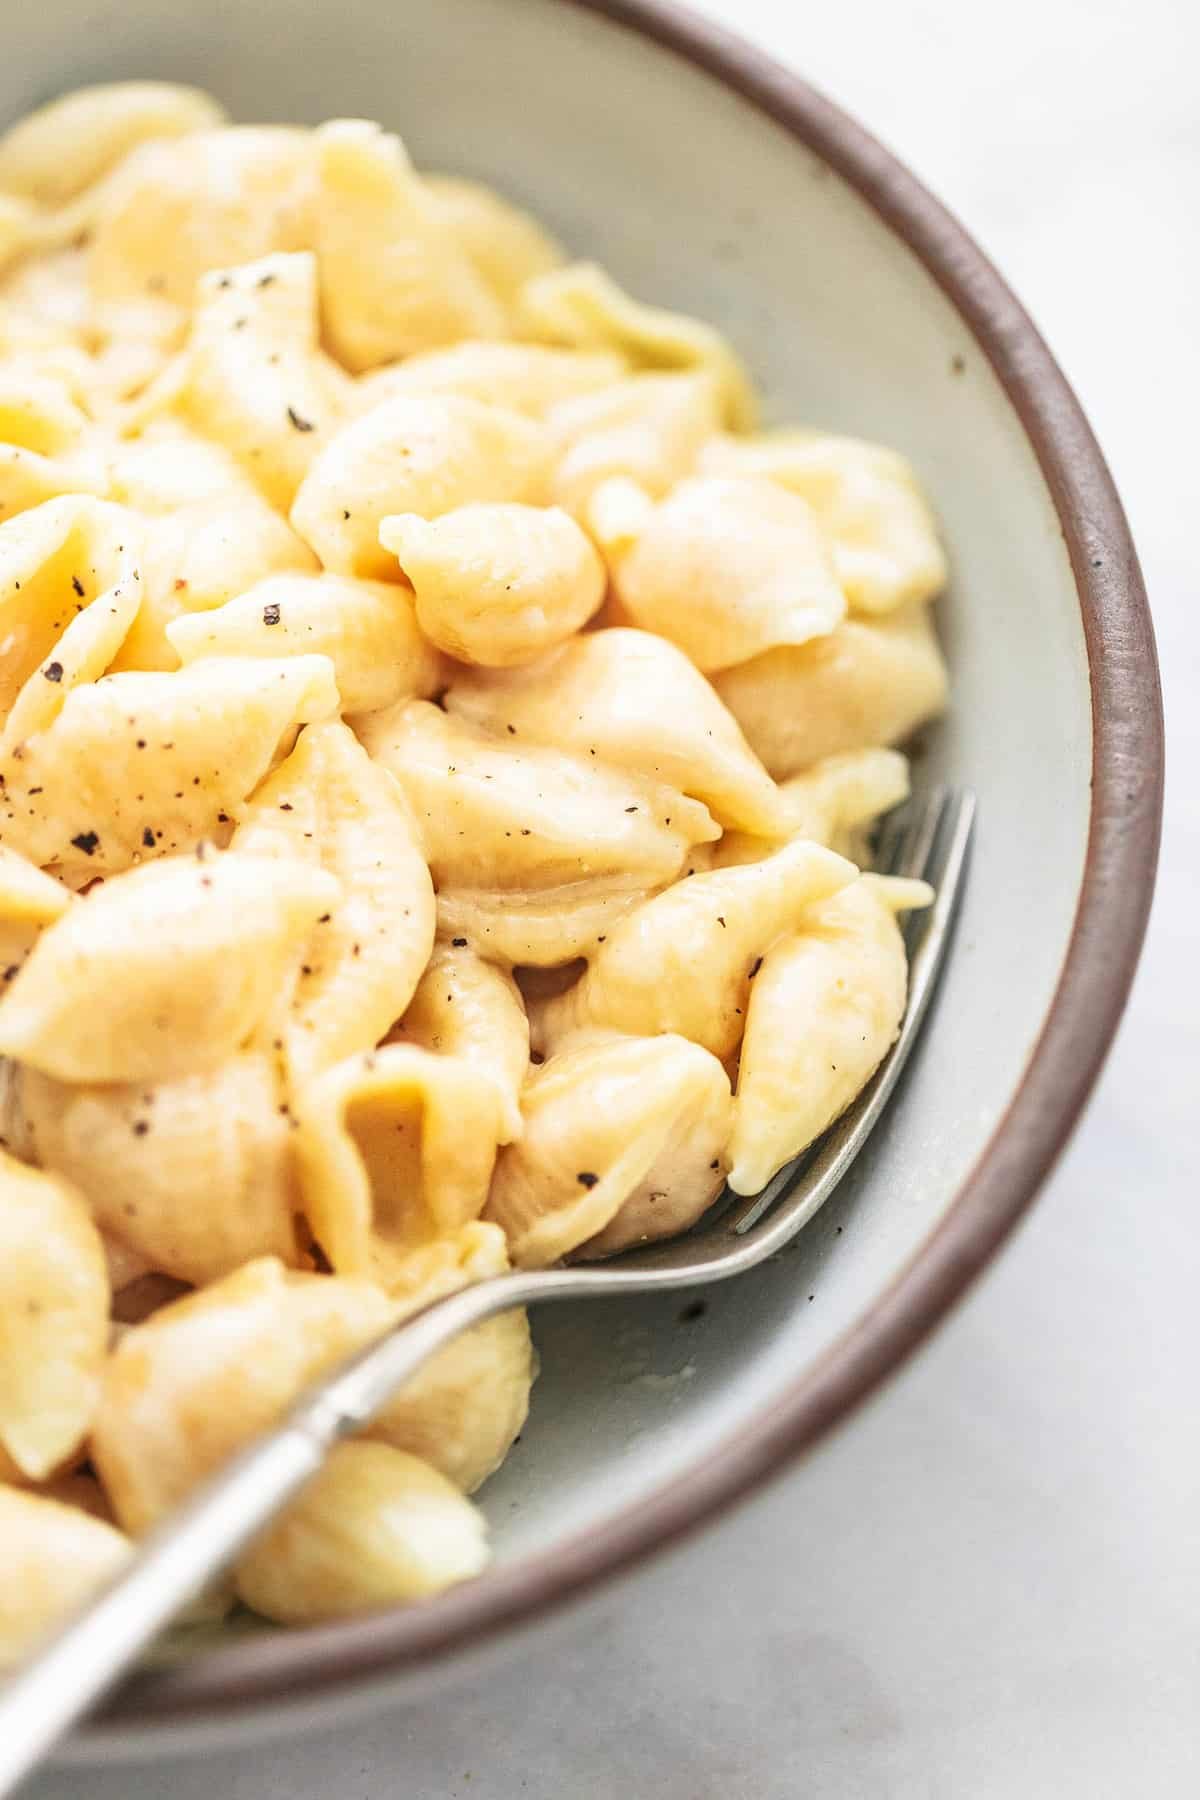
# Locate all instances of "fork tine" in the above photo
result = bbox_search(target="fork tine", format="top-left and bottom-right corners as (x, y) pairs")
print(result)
(873, 781), (943, 878)
(892, 782), (948, 882)
(721, 785), (971, 1238)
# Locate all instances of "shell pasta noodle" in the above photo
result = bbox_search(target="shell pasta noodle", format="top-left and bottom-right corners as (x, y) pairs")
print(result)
(0, 80), (949, 1656)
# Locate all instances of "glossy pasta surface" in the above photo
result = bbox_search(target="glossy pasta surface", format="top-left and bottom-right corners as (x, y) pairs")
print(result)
(0, 85), (948, 1653)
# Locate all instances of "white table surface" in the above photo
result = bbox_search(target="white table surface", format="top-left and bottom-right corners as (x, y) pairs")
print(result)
(35, 1), (1195, 1794)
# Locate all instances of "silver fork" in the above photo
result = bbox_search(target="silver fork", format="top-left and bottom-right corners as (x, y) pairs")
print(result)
(0, 786), (974, 1794)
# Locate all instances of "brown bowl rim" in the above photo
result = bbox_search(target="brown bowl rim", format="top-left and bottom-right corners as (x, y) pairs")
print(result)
(90, 0), (1165, 1732)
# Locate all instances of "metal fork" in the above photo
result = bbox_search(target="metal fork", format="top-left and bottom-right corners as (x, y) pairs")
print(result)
(0, 787), (974, 1794)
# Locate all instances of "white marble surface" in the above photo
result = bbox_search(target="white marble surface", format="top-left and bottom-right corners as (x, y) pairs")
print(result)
(34, 1), (1195, 1794)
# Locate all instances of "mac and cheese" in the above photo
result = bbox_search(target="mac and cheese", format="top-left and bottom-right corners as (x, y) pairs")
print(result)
(0, 84), (948, 1657)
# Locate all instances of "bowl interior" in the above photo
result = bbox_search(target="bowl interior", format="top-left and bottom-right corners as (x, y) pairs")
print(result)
(6, 0), (1092, 1675)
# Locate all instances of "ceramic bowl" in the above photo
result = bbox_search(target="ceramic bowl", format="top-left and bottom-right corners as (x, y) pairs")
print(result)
(6, 0), (1162, 1755)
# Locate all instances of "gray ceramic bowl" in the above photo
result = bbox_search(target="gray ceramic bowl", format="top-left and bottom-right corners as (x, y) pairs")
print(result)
(8, 0), (1163, 1757)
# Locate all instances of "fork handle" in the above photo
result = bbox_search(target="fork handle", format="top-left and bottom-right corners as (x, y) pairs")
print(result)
(0, 1270), (553, 1796)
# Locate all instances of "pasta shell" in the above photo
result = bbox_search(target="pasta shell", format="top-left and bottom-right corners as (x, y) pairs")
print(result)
(0, 496), (143, 750)
(359, 698), (718, 964)
(169, 571), (442, 716)
(485, 1032), (731, 1267)
(775, 749), (911, 851)
(705, 748), (911, 871)
(545, 369), (719, 515)
(315, 122), (506, 372)
(700, 431), (948, 615)
(0, 82), (226, 209)
(0, 652), (339, 877)
(713, 603), (949, 779)
(294, 1043), (501, 1282)
(520, 262), (756, 431)
(0, 1150), (108, 1479)
(290, 392), (550, 581)
(609, 475), (846, 674)
(113, 487), (319, 673)
(233, 720), (436, 1082)
(366, 1222), (532, 1492)
(234, 1443), (488, 1623)
(361, 698), (717, 894)
(91, 1257), (395, 1533)
(444, 626), (788, 835)
(536, 836), (857, 1061)
(177, 252), (351, 511)
(106, 418), (259, 513)
(0, 1484), (131, 1665)
(358, 341), (625, 418)
(89, 126), (318, 321)
(381, 502), (604, 667)
(399, 941), (528, 1144)
(727, 875), (932, 1194)
(14, 1053), (300, 1285)
(426, 173), (564, 314)
(0, 365), (110, 521)
(0, 849), (340, 1083)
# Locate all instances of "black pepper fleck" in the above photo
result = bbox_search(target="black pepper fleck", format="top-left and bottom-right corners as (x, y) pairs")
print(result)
(142, 828), (155, 848)
(70, 830), (99, 855)
(451, 937), (467, 947)
(286, 405), (315, 432)
(43, 661), (63, 682)
(262, 602), (281, 625)
(576, 1171), (599, 1188)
